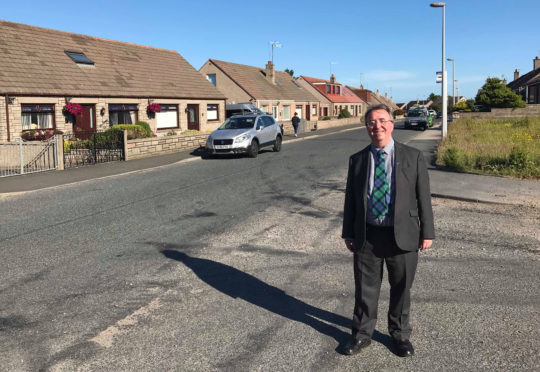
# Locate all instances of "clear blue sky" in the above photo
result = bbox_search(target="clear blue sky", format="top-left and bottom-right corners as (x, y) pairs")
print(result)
(3, 0), (539, 103)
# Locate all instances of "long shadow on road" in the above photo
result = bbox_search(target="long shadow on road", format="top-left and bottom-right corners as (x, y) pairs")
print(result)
(161, 249), (361, 353)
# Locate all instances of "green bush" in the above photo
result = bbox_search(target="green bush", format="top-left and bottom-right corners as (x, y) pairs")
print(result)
(440, 147), (467, 171)
(321, 116), (331, 121)
(135, 121), (152, 137)
(338, 108), (351, 119)
(108, 124), (146, 139)
(167, 130), (177, 136)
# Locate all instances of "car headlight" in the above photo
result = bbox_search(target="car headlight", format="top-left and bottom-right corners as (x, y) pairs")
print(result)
(234, 134), (249, 143)
(206, 136), (212, 145)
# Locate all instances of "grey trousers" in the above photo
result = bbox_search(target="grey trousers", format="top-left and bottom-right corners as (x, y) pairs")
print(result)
(352, 224), (418, 341)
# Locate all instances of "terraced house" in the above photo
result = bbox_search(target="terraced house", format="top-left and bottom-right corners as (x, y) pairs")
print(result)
(0, 20), (226, 142)
(199, 59), (320, 122)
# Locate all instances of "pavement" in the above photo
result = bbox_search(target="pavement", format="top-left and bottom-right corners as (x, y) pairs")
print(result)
(1, 122), (538, 206)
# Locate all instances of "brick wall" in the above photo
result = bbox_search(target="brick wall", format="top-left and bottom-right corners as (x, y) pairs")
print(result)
(457, 105), (540, 120)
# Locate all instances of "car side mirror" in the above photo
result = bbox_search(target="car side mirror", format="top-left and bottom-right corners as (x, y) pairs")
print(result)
(256, 125), (263, 130)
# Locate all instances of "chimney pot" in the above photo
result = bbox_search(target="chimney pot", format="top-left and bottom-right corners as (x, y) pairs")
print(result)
(514, 69), (519, 81)
(534, 56), (540, 70)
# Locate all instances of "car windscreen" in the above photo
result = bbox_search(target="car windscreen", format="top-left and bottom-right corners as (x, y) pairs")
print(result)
(218, 117), (256, 130)
(407, 111), (424, 117)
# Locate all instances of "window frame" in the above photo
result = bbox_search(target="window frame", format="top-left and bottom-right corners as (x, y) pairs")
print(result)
(206, 74), (217, 86)
(65, 50), (94, 65)
(207, 104), (219, 121)
(21, 104), (56, 131)
(156, 104), (179, 129)
(108, 104), (139, 126)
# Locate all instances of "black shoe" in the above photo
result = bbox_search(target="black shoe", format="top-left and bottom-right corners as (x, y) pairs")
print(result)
(343, 338), (371, 355)
(393, 339), (414, 357)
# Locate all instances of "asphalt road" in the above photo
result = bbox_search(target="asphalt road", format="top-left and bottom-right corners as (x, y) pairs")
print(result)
(1, 125), (538, 371)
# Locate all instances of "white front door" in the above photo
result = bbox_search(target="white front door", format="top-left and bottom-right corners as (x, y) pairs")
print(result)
(272, 106), (278, 120)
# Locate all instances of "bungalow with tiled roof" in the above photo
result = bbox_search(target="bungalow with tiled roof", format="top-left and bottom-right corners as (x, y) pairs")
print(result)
(296, 75), (366, 118)
(507, 57), (540, 104)
(0, 20), (226, 142)
(346, 86), (399, 112)
(199, 59), (320, 122)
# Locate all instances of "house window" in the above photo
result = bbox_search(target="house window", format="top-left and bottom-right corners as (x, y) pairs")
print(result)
(282, 105), (291, 120)
(261, 105), (269, 114)
(336, 86), (341, 95)
(350, 106), (355, 116)
(21, 104), (55, 130)
(156, 104), (178, 129)
(206, 74), (216, 86)
(295, 105), (302, 118)
(65, 50), (94, 65)
(312, 105), (317, 116)
(207, 104), (219, 121)
(326, 85), (331, 93)
(109, 104), (138, 126)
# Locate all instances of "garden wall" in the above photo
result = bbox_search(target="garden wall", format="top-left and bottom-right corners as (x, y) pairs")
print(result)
(126, 133), (209, 160)
(457, 105), (540, 120)
(126, 117), (363, 160)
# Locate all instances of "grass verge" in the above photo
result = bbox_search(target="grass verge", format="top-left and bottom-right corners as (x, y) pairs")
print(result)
(436, 117), (540, 179)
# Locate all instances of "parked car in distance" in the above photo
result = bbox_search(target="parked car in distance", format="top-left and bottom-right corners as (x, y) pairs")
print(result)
(436, 111), (442, 118)
(404, 108), (430, 131)
(429, 109), (437, 118)
(225, 103), (264, 118)
(205, 114), (282, 158)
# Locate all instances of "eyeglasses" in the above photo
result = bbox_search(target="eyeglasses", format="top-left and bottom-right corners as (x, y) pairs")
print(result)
(367, 118), (394, 127)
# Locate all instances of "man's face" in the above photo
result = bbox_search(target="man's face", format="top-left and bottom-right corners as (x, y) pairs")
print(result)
(366, 109), (394, 148)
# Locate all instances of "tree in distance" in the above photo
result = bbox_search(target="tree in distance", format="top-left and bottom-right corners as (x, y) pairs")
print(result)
(475, 77), (526, 108)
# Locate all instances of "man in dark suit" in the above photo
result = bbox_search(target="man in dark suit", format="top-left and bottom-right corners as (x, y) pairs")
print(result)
(342, 104), (434, 357)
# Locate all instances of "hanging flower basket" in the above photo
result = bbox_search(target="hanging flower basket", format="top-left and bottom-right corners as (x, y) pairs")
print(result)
(63, 102), (83, 116)
(21, 129), (63, 141)
(147, 103), (162, 114)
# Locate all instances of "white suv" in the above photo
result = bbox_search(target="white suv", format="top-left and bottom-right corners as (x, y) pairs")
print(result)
(205, 114), (282, 158)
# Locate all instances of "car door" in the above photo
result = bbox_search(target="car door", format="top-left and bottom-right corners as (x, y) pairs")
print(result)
(258, 116), (275, 145)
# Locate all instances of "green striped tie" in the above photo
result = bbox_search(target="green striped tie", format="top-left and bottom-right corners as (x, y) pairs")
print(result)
(372, 150), (390, 219)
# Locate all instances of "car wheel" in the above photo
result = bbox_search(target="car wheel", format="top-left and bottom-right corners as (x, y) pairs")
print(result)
(248, 139), (259, 158)
(273, 135), (282, 152)
(421, 124), (427, 131)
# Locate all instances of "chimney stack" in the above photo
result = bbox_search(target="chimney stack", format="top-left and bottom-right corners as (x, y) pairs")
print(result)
(514, 69), (519, 81)
(265, 61), (275, 85)
(534, 56), (540, 70)
(384, 92), (388, 99)
(360, 84), (364, 90)
(330, 74), (336, 84)
(376, 89), (379, 97)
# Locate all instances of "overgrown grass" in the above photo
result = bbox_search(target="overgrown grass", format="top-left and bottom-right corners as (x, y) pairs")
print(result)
(436, 117), (540, 179)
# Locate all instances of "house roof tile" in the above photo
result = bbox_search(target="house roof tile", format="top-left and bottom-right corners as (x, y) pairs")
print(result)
(208, 59), (319, 102)
(301, 76), (365, 104)
(0, 20), (225, 99)
(507, 67), (540, 89)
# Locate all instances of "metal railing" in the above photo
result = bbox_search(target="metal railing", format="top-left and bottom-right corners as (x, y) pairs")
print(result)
(63, 130), (124, 168)
(0, 137), (58, 177)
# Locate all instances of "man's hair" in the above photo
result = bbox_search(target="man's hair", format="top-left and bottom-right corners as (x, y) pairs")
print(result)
(364, 104), (393, 125)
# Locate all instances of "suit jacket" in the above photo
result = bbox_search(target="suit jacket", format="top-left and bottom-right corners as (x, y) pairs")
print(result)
(342, 141), (435, 252)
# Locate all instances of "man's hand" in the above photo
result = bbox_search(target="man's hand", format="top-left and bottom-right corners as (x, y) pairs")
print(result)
(344, 239), (356, 252)
(420, 239), (433, 251)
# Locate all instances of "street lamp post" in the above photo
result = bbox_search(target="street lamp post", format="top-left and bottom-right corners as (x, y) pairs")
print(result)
(431, 2), (447, 138)
(447, 58), (455, 106)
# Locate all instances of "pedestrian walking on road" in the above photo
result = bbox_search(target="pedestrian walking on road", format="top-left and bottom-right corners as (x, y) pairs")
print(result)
(291, 112), (300, 137)
(341, 104), (435, 357)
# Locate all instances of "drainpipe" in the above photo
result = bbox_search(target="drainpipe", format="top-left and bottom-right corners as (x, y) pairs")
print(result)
(5, 94), (11, 142)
